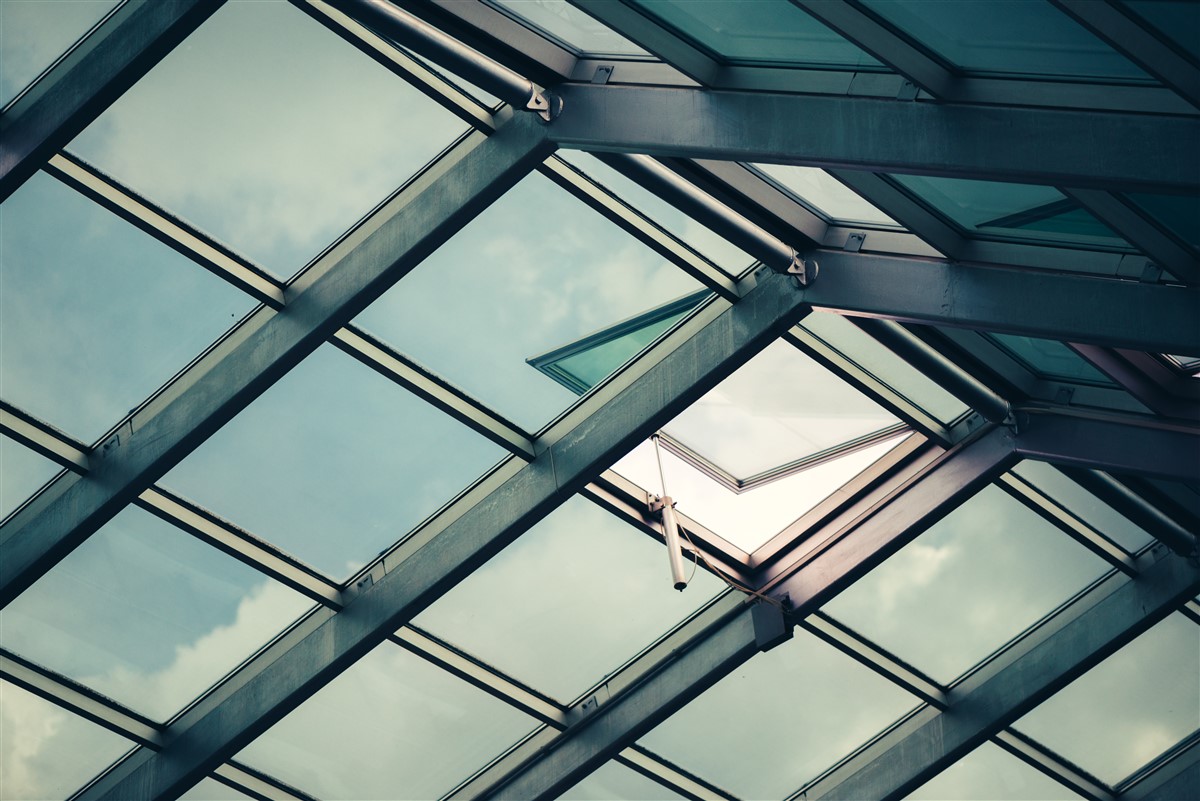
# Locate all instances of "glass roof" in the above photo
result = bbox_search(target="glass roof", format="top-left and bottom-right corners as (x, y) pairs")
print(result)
(1, 0), (1195, 798)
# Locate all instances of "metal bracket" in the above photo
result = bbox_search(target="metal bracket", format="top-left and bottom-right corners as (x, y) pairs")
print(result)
(1054, 386), (1076, 405)
(843, 232), (866, 252)
(786, 252), (818, 287)
(1140, 261), (1163, 283)
(591, 65), (614, 85)
(526, 87), (563, 123)
(897, 80), (919, 101)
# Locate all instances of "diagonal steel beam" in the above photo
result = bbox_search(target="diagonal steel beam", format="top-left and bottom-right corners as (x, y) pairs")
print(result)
(550, 84), (1200, 193)
(0, 113), (553, 609)
(0, 0), (224, 203)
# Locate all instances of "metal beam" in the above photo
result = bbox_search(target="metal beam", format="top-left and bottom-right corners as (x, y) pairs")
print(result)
(1062, 189), (1199, 285)
(78, 269), (813, 801)
(0, 114), (553, 609)
(550, 84), (1200, 193)
(809, 550), (1200, 800)
(0, 0), (223, 203)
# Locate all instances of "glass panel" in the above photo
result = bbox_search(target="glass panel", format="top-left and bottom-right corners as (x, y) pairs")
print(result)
(237, 641), (536, 800)
(800, 312), (969, 425)
(891, 175), (1129, 248)
(1, 506), (312, 722)
(861, 0), (1152, 80)
(179, 778), (254, 801)
(0, 679), (134, 801)
(416, 495), (724, 702)
(1013, 461), (1155, 553)
(68, 0), (468, 279)
(491, 0), (649, 55)
(1, 172), (253, 443)
(628, 0), (885, 69)
(355, 172), (705, 433)
(615, 435), (907, 554)
(0, 0), (118, 107)
(1124, 192), (1200, 250)
(557, 151), (756, 275)
(1016, 613), (1200, 785)
(753, 164), (900, 227)
(823, 485), (1112, 684)
(906, 741), (1084, 800)
(164, 344), (506, 581)
(662, 339), (900, 480)
(0, 435), (62, 520)
(640, 628), (918, 800)
(1126, 1), (1200, 63)
(562, 760), (685, 800)
(1167, 354), (1200, 372)
(986, 333), (1114, 385)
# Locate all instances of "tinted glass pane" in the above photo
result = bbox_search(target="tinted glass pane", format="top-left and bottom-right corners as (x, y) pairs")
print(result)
(861, 0), (1151, 80)
(1125, 192), (1200, 250)
(416, 495), (723, 702)
(1013, 461), (1155, 553)
(1, 172), (252, 443)
(640, 628), (918, 799)
(355, 172), (704, 433)
(164, 344), (505, 581)
(0, 435), (62, 520)
(662, 340), (900, 479)
(1126, 0), (1200, 62)
(986, 334), (1114, 385)
(69, 0), (468, 278)
(562, 760), (685, 800)
(891, 175), (1128, 247)
(492, 0), (649, 55)
(0, 0), (117, 106)
(1, 506), (312, 722)
(0, 680), (133, 801)
(629, 0), (884, 68)
(906, 741), (1084, 800)
(754, 164), (899, 226)
(823, 485), (1112, 683)
(1016, 613), (1200, 785)
(238, 641), (536, 800)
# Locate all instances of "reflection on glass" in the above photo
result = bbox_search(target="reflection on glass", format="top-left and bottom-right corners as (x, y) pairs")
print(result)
(416, 495), (723, 702)
(753, 164), (899, 226)
(0, 434), (62, 520)
(355, 173), (704, 433)
(986, 333), (1114, 385)
(238, 641), (536, 800)
(0, 680), (133, 801)
(615, 435), (906, 554)
(492, 0), (649, 55)
(823, 485), (1111, 683)
(164, 344), (506, 581)
(562, 760), (685, 800)
(0, 172), (252, 443)
(1, 506), (312, 722)
(1016, 613), (1200, 786)
(662, 339), (900, 479)
(861, 0), (1151, 80)
(1013, 461), (1154, 553)
(905, 741), (1084, 800)
(891, 175), (1127, 247)
(628, 0), (885, 69)
(640, 628), (918, 799)
(1124, 192), (1200, 250)
(178, 778), (254, 801)
(1166, 354), (1200, 373)
(69, 0), (468, 278)
(0, 0), (118, 106)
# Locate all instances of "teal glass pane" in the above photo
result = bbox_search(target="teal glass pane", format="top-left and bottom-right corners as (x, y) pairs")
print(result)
(562, 760), (685, 800)
(1, 172), (253, 443)
(179, 778), (254, 801)
(164, 344), (506, 581)
(238, 641), (537, 800)
(0, 506), (312, 722)
(416, 495), (723, 702)
(355, 172), (704, 434)
(492, 0), (649, 55)
(823, 485), (1112, 683)
(1016, 613), (1200, 785)
(640, 628), (918, 800)
(69, 0), (468, 279)
(891, 175), (1128, 247)
(1013, 461), (1155, 553)
(0, 435), (62, 520)
(0, 0), (118, 106)
(1127, 1), (1199, 62)
(628, 0), (885, 68)
(861, 0), (1152, 80)
(1125, 192), (1200, 250)
(0, 679), (133, 801)
(753, 164), (900, 226)
(986, 333), (1114, 385)
(906, 741), (1084, 800)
